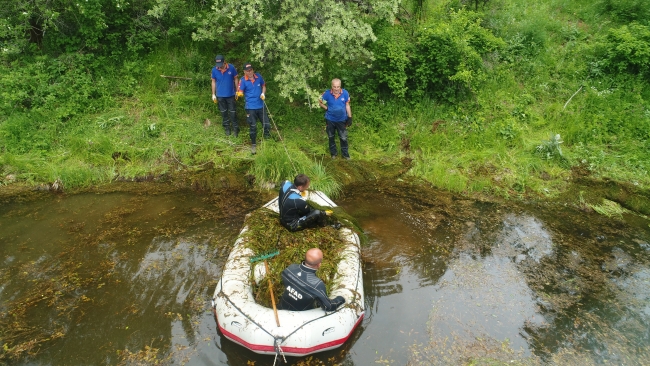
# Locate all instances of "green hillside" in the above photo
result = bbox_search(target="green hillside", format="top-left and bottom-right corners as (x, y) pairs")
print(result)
(1, 0), (649, 199)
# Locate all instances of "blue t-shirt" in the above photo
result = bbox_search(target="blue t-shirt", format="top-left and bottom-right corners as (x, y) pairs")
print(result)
(211, 63), (238, 98)
(321, 89), (350, 122)
(238, 73), (265, 110)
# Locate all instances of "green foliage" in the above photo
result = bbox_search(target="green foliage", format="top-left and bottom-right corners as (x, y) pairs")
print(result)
(0, 112), (53, 154)
(2, 0), (650, 200)
(249, 143), (302, 187)
(372, 22), (413, 98)
(0, 54), (118, 118)
(593, 23), (650, 77)
(496, 120), (520, 143)
(249, 142), (341, 198)
(243, 208), (349, 306)
(589, 198), (627, 218)
(0, 0), (205, 58)
(369, 6), (504, 100)
(192, 0), (399, 103)
(598, 0), (650, 24)
(536, 133), (563, 161)
(414, 9), (504, 100)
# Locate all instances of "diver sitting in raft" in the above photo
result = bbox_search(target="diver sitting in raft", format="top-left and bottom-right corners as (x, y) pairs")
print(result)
(278, 174), (329, 232)
(280, 248), (346, 311)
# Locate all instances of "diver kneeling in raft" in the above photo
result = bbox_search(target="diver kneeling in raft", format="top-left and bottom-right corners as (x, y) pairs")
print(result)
(280, 248), (345, 311)
(278, 174), (332, 232)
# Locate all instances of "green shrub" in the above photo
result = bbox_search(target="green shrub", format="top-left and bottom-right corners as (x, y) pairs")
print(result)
(372, 22), (413, 98)
(414, 9), (504, 101)
(599, 0), (650, 24)
(600, 23), (650, 77)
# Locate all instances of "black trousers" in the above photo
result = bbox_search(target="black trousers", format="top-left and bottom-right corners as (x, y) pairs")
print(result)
(246, 108), (270, 144)
(284, 210), (326, 232)
(217, 96), (238, 134)
(326, 120), (349, 158)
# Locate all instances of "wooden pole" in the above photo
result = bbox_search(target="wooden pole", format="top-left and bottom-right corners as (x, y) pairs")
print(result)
(265, 261), (281, 327)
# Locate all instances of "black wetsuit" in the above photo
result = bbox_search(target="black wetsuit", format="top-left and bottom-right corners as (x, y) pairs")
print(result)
(278, 180), (324, 231)
(280, 262), (345, 311)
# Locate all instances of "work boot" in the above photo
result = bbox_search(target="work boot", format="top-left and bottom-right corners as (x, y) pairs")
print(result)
(331, 155), (337, 159)
(225, 128), (231, 136)
(317, 211), (328, 227)
(233, 129), (239, 138)
(251, 144), (257, 154)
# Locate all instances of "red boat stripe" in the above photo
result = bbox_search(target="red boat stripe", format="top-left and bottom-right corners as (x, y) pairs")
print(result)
(217, 313), (365, 354)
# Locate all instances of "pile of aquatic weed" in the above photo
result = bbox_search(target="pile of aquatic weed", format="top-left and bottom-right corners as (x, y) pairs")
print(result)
(241, 206), (359, 307)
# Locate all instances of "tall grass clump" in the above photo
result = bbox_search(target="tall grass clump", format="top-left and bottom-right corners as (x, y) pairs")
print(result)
(409, 151), (469, 193)
(249, 143), (341, 197)
(305, 160), (342, 198)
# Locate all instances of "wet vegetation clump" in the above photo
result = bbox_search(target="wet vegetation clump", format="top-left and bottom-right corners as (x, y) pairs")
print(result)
(241, 205), (358, 307)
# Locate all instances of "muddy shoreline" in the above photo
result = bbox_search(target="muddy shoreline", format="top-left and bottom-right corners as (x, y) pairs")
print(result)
(2, 161), (649, 219)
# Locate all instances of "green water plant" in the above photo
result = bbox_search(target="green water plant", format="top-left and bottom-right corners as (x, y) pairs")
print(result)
(589, 198), (627, 218)
(242, 208), (351, 307)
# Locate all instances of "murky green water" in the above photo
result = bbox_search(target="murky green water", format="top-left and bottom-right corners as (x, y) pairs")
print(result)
(1, 182), (649, 365)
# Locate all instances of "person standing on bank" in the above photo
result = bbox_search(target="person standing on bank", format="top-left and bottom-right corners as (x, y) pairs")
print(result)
(280, 248), (346, 311)
(319, 78), (352, 160)
(236, 62), (269, 155)
(211, 55), (239, 137)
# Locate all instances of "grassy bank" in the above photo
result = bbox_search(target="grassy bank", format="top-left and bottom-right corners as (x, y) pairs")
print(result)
(1, 0), (649, 204)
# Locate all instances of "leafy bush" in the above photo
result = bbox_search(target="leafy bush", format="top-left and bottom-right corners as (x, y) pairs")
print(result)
(0, 0), (206, 58)
(413, 9), (504, 100)
(372, 23), (413, 98)
(599, 0), (650, 24)
(596, 23), (650, 77)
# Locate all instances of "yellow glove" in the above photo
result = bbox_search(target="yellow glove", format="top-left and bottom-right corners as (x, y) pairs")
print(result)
(325, 210), (333, 216)
(212, 94), (217, 103)
(236, 91), (243, 101)
(260, 93), (265, 101)
(300, 191), (307, 197)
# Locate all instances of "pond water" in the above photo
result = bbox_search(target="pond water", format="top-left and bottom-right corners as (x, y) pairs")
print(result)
(1, 182), (649, 365)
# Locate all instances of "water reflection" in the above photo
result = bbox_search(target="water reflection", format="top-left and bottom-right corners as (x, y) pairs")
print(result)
(1, 183), (649, 365)
(339, 183), (650, 365)
(427, 253), (544, 356)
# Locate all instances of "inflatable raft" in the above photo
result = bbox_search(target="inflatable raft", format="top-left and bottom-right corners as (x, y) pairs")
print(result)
(212, 190), (364, 358)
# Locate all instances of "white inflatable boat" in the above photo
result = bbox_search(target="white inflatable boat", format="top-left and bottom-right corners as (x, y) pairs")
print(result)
(212, 190), (364, 357)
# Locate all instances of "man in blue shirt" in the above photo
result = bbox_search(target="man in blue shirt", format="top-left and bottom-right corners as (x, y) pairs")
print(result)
(236, 63), (269, 154)
(319, 78), (353, 160)
(211, 55), (239, 137)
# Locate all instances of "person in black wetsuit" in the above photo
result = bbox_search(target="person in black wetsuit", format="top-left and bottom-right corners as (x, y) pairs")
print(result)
(278, 174), (327, 232)
(280, 248), (346, 311)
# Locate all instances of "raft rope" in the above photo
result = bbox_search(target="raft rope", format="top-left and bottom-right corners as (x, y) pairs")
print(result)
(215, 230), (363, 362)
(273, 338), (287, 366)
(263, 100), (298, 176)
